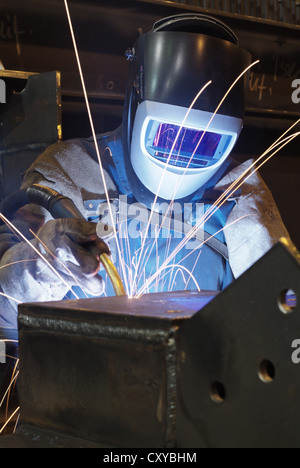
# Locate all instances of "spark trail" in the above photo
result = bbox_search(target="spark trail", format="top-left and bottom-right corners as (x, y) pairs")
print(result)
(29, 229), (91, 298)
(0, 213), (81, 300)
(129, 80), (213, 297)
(0, 345), (19, 435)
(64, 0), (129, 296)
(131, 60), (259, 296)
(136, 124), (300, 297)
(0, 407), (20, 435)
(61, 5), (299, 300)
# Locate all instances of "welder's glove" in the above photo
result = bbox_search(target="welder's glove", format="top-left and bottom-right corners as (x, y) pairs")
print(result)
(0, 219), (113, 329)
(36, 218), (112, 295)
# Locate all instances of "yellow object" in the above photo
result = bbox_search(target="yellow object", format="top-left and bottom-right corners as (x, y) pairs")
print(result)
(100, 253), (127, 297)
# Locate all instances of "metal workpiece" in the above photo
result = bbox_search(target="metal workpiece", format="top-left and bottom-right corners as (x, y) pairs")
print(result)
(14, 291), (216, 448)
(1, 239), (300, 448)
(177, 238), (300, 448)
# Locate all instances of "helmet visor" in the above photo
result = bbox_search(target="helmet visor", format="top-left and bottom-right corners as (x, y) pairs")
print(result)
(145, 120), (233, 169)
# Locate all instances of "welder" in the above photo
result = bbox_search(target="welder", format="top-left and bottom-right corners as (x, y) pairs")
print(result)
(0, 14), (291, 332)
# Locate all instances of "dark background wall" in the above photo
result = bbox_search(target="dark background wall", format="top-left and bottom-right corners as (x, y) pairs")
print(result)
(0, 0), (299, 245)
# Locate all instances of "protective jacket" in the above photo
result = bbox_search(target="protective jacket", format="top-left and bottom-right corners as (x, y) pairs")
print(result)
(0, 127), (291, 331)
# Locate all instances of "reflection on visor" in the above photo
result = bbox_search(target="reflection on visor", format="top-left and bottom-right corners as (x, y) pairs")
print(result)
(146, 122), (232, 169)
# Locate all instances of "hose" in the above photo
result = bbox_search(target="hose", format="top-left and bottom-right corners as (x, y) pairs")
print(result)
(0, 184), (126, 297)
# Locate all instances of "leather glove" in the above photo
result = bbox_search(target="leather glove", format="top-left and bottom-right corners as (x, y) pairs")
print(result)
(36, 218), (112, 296)
(0, 218), (114, 329)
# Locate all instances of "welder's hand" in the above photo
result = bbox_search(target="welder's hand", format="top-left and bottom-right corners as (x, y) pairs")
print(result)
(37, 218), (111, 295)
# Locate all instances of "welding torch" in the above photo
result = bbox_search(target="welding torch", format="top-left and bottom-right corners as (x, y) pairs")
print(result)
(0, 184), (126, 297)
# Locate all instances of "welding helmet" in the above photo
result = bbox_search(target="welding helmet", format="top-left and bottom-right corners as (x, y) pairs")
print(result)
(123, 14), (252, 202)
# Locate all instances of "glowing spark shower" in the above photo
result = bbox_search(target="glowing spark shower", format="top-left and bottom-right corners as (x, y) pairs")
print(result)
(64, 0), (129, 296)
(0, 213), (81, 299)
(136, 124), (300, 297)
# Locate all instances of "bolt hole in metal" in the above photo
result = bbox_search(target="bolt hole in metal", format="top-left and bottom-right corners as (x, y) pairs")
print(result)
(278, 289), (297, 314)
(210, 287), (295, 402)
(210, 381), (226, 404)
(210, 360), (276, 404)
(258, 360), (276, 384)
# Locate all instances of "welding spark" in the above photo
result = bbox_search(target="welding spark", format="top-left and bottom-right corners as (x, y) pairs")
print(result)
(64, 0), (129, 296)
(63, 0), (300, 303)
(29, 229), (91, 299)
(0, 351), (19, 436)
(158, 264), (201, 293)
(0, 213), (81, 300)
(62, 2), (261, 301)
(129, 80), (213, 297)
(0, 406), (20, 435)
(0, 292), (21, 304)
(136, 124), (300, 298)
(181, 125), (299, 248)
(0, 259), (61, 304)
(134, 61), (260, 290)
(0, 369), (19, 410)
